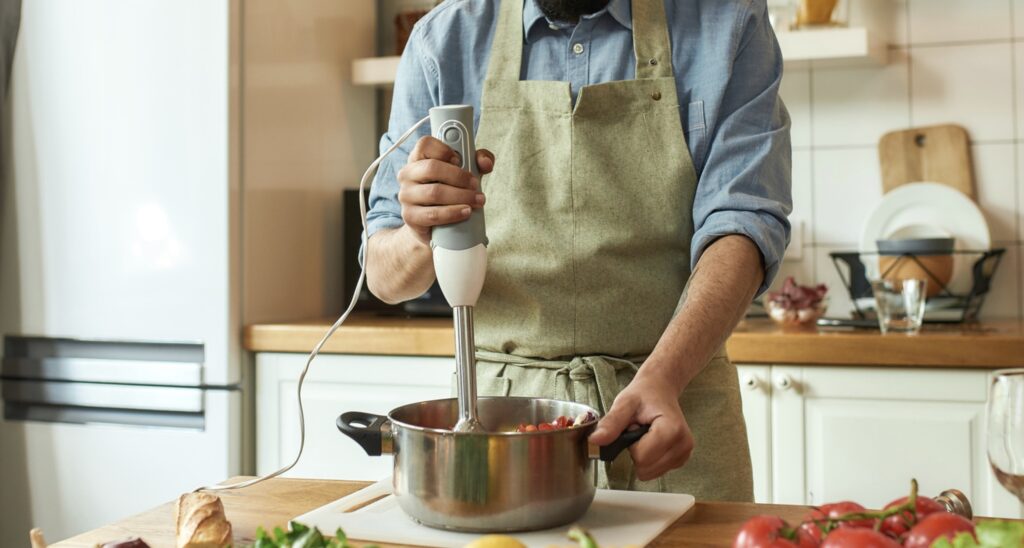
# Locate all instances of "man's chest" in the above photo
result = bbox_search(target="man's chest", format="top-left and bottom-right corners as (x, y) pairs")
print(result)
(520, 20), (637, 99)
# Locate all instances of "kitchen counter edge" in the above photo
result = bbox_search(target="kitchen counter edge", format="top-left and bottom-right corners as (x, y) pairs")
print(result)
(243, 315), (1024, 368)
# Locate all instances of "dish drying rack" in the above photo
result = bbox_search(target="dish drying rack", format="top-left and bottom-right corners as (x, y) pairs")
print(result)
(829, 249), (1006, 323)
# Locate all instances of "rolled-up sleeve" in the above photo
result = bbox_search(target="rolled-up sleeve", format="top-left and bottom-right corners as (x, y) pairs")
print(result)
(361, 25), (440, 259)
(690, 1), (792, 296)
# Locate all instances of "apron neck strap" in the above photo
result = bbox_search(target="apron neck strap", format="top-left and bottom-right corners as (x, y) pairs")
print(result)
(485, 0), (675, 82)
(632, 0), (675, 79)
(485, 0), (526, 82)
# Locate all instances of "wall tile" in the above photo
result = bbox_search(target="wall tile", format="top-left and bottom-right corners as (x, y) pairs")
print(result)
(972, 143), (1018, 242)
(1018, 143), (1024, 240)
(812, 147), (884, 246)
(781, 68), (812, 148)
(812, 49), (910, 147)
(769, 253), (817, 292)
(848, 0), (909, 46)
(1019, 244), (1024, 319)
(1015, 42), (1024, 144)
(792, 148), (813, 244)
(908, 0), (1012, 44)
(1016, 0), (1024, 38)
(911, 43), (1015, 142)
(981, 242), (1022, 319)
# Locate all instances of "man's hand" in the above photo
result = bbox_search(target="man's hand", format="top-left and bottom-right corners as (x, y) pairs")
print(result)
(397, 135), (495, 246)
(366, 136), (496, 303)
(587, 235), (764, 483)
(589, 370), (694, 482)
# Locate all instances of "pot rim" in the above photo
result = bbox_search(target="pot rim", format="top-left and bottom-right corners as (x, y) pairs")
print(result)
(385, 396), (600, 437)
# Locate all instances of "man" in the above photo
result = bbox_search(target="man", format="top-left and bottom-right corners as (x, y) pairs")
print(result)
(365, 0), (791, 501)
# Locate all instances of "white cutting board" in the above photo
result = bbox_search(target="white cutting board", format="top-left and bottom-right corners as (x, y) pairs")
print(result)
(294, 478), (695, 548)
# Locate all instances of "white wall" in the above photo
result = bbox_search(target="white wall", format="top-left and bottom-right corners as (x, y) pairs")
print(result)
(774, 0), (1024, 320)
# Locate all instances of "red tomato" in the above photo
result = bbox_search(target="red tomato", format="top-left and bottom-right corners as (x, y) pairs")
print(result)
(821, 527), (900, 548)
(820, 502), (873, 528)
(795, 525), (821, 548)
(523, 424), (537, 432)
(734, 515), (813, 548)
(537, 422), (555, 431)
(878, 496), (945, 538)
(903, 513), (974, 548)
(800, 501), (872, 540)
(797, 521), (823, 544)
(553, 416), (570, 429)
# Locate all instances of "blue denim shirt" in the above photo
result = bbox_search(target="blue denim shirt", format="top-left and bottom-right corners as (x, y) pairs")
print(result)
(366, 0), (792, 294)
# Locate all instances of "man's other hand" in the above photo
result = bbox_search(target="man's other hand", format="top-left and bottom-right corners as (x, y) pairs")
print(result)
(589, 373), (694, 482)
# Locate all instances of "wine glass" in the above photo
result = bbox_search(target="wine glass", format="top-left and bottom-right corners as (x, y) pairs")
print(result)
(987, 369), (1024, 503)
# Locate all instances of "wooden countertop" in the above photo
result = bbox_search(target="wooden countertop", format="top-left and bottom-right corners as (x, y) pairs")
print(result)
(243, 315), (1024, 368)
(53, 477), (810, 548)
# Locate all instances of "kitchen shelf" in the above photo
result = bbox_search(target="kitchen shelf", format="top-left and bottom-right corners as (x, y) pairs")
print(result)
(777, 27), (887, 67)
(352, 55), (401, 86)
(351, 27), (886, 86)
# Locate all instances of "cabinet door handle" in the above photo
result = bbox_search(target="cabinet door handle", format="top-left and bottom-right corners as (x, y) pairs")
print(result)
(775, 374), (794, 391)
(741, 373), (760, 391)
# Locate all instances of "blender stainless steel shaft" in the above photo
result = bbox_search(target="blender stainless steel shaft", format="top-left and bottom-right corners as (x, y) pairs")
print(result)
(452, 306), (478, 431)
(429, 105), (488, 433)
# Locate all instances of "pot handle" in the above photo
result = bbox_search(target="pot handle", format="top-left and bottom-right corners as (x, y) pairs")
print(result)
(597, 424), (651, 462)
(337, 411), (389, 456)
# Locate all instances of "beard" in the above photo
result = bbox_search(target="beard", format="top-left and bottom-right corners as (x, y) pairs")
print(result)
(535, 0), (612, 22)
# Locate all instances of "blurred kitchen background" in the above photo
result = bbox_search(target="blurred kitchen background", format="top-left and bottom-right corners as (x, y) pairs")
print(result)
(769, 0), (1024, 320)
(4, 0), (1024, 546)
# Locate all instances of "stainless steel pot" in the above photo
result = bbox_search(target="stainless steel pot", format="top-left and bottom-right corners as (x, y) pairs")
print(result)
(337, 397), (647, 533)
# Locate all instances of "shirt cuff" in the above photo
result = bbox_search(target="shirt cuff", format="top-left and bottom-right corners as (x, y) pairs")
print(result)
(690, 211), (790, 297)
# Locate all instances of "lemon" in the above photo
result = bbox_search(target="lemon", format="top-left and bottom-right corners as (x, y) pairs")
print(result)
(463, 534), (527, 548)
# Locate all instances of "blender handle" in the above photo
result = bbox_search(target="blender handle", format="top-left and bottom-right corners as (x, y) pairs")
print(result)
(429, 105), (487, 253)
(597, 424), (652, 462)
(337, 411), (391, 456)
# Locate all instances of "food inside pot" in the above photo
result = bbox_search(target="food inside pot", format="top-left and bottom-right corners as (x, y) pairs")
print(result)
(514, 411), (595, 432)
(387, 397), (599, 434)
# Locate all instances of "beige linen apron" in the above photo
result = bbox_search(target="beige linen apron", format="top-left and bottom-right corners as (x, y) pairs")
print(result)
(470, 0), (753, 501)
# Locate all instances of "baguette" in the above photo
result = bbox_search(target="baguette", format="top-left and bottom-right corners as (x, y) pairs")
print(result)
(174, 492), (232, 548)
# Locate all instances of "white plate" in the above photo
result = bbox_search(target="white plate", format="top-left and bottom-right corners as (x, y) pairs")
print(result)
(860, 182), (990, 294)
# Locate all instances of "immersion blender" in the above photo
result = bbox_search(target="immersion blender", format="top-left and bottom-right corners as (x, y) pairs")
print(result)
(429, 105), (488, 433)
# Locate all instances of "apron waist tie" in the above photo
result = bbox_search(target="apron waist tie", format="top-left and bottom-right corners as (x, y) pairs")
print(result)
(474, 350), (646, 416)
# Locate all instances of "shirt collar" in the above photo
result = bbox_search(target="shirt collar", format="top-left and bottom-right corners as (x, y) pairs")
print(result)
(523, 0), (633, 43)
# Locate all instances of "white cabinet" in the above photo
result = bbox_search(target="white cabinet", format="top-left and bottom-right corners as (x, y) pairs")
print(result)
(256, 353), (452, 481)
(735, 364), (1022, 519)
(737, 365), (773, 503)
(257, 353), (1021, 518)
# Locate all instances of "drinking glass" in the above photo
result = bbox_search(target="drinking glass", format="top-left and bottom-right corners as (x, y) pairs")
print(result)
(767, 0), (797, 31)
(988, 369), (1024, 504)
(870, 278), (927, 334)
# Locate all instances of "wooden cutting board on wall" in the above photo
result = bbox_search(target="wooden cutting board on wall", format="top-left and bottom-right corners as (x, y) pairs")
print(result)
(878, 124), (976, 200)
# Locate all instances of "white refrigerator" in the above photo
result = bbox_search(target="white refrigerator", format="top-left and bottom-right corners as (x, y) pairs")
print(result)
(0, 0), (377, 543)
(0, 2), (245, 545)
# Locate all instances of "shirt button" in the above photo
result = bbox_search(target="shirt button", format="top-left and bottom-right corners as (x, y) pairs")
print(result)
(572, 43), (585, 55)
